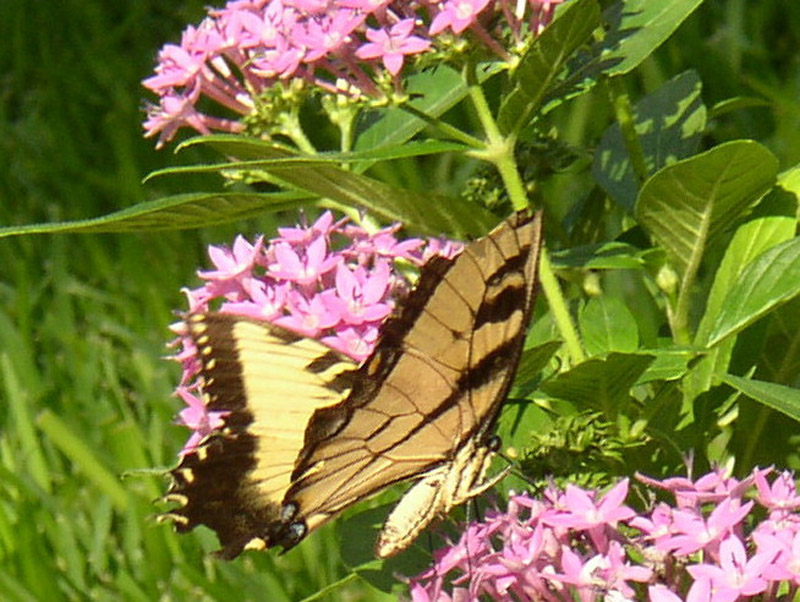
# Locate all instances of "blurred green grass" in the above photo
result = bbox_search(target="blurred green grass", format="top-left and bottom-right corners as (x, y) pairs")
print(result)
(0, 1), (798, 600)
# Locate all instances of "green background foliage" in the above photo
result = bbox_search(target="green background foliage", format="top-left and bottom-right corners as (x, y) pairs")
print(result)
(1, 0), (800, 600)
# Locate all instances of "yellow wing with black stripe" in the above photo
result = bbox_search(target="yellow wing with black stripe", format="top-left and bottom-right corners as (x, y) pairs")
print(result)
(162, 316), (357, 559)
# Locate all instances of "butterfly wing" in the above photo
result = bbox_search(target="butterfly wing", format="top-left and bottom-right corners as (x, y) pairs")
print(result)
(162, 314), (357, 558)
(279, 211), (543, 553)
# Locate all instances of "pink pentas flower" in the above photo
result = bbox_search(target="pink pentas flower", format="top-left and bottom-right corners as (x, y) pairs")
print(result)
(429, 0), (492, 35)
(219, 278), (290, 320)
(321, 324), (380, 362)
(649, 584), (685, 602)
(599, 540), (653, 596)
(268, 235), (340, 284)
(758, 528), (800, 585)
(407, 469), (800, 601)
(144, 0), (561, 146)
(277, 210), (339, 243)
(273, 288), (340, 336)
(199, 234), (265, 280)
(658, 498), (754, 556)
(324, 261), (393, 325)
(355, 18), (432, 75)
(175, 386), (227, 454)
(295, 9), (365, 62)
(543, 479), (635, 552)
(755, 467), (800, 511)
(171, 210), (461, 450)
(686, 535), (778, 600)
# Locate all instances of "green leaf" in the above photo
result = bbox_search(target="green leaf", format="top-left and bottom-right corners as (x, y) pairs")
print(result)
(174, 137), (497, 237)
(337, 504), (428, 596)
(636, 348), (694, 383)
(696, 213), (796, 347)
(540, 353), (654, 419)
(721, 374), (800, 423)
(355, 64), (499, 152)
(511, 340), (562, 398)
(593, 70), (706, 212)
(546, 0), (705, 109)
(599, 0), (706, 77)
(498, 0), (601, 135)
(707, 236), (800, 347)
(37, 409), (130, 512)
(635, 140), (779, 277)
(550, 241), (646, 270)
(579, 297), (639, 356)
(0, 191), (308, 238)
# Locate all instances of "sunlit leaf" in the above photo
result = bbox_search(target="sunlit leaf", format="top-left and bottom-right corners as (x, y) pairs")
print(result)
(707, 237), (800, 347)
(580, 297), (639, 356)
(635, 140), (778, 277)
(721, 374), (800, 424)
(593, 70), (706, 212)
(498, 0), (601, 134)
(0, 192), (308, 238)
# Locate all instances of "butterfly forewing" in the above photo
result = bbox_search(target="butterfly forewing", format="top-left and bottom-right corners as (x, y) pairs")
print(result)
(281, 211), (543, 549)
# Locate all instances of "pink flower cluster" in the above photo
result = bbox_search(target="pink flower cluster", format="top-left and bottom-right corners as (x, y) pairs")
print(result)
(170, 210), (461, 452)
(409, 468), (800, 601)
(143, 0), (562, 147)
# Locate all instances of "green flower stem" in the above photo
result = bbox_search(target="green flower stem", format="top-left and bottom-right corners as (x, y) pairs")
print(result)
(397, 102), (485, 149)
(279, 109), (317, 154)
(463, 61), (584, 363)
(606, 77), (649, 184)
(539, 249), (585, 365)
(464, 64), (528, 212)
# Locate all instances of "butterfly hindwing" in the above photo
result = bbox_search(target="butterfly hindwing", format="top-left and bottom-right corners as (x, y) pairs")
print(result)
(162, 314), (357, 558)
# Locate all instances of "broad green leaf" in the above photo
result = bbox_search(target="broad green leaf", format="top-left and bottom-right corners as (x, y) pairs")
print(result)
(707, 237), (800, 347)
(550, 241), (645, 270)
(686, 194), (796, 399)
(721, 374), (800, 424)
(777, 163), (800, 203)
(696, 213), (796, 347)
(635, 140), (778, 277)
(635, 348), (694, 383)
(338, 504), (428, 595)
(758, 297), (800, 388)
(498, 0), (601, 135)
(593, 70), (706, 212)
(540, 353), (654, 419)
(546, 0), (705, 110)
(579, 297), (639, 356)
(0, 192), (308, 238)
(511, 340), (562, 398)
(599, 0), (705, 76)
(175, 137), (497, 237)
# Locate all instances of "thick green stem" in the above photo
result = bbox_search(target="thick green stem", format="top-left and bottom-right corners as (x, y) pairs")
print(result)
(280, 109), (316, 154)
(461, 62), (583, 360)
(464, 63), (528, 211)
(397, 102), (485, 149)
(539, 249), (585, 365)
